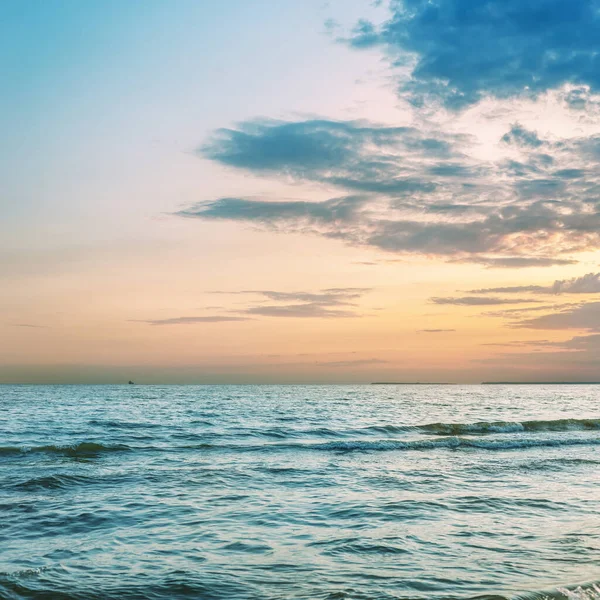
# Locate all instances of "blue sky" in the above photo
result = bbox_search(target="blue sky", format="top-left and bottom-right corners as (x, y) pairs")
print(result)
(3, 0), (600, 383)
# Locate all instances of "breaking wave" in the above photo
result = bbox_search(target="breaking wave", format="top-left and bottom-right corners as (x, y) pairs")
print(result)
(412, 418), (600, 436)
(0, 442), (131, 458)
(295, 435), (600, 453)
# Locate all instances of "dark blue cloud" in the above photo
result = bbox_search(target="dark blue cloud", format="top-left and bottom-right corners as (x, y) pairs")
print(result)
(501, 125), (544, 148)
(178, 196), (368, 226)
(564, 86), (591, 109)
(427, 163), (481, 177)
(347, 19), (381, 49)
(180, 117), (600, 264)
(553, 168), (586, 179)
(200, 119), (458, 195)
(177, 194), (600, 260)
(347, 0), (600, 108)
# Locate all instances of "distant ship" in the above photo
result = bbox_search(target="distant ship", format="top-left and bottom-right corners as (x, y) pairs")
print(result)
(128, 380), (135, 385)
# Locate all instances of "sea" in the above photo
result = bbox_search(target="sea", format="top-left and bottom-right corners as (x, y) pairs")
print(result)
(1, 384), (599, 600)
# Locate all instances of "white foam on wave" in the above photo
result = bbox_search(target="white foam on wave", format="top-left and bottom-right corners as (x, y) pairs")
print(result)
(556, 584), (600, 600)
(305, 434), (600, 452)
(416, 418), (600, 436)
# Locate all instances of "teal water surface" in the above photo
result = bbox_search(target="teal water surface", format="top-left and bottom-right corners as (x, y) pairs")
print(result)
(1, 384), (599, 600)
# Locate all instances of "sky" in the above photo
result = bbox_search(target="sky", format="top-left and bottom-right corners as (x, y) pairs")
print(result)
(2, 0), (600, 383)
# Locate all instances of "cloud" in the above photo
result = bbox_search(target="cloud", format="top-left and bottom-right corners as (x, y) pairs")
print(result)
(178, 195), (369, 226)
(243, 304), (355, 318)
(134, 316), (251, 326)
(198, 119), (459, 195)
(501, 125), (544, 149)
(418, 328), (456, 332)
(232, 288), (370, 318)
(11, 323), (49, 329)
(482, 303), (577, 318)
(470, 272), (600, 295)
(552, 333), (600, 350)
(461, 257), (579, 269)
(469, 285), (548, 294)
(179, 117), (600, 266)
(553, 273), (600, 293)
(431, 296), (542, 306)
(137, 289), (372, 324)
(346, 19), (381, 49)
(178, 194), (599, 263)
(344, 0), (600, 108)
(516, 301), (600, 331)
(480, 339), (553, 347)
(215, 288), (368, 306)
(476, 331), (600, 378)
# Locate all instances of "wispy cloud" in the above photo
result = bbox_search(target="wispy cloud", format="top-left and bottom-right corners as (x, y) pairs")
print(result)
(475, 331), (600, 378)
(457, 257), (579, 269)
(418, 328), (456, 333)
(213, 288), (368, 306)
(135, 288), (372, 324)
(470, 273), (600, 295)
(480, 339), (553, 348)
(232, 288), (370, 318)
(134, 316), (251, 326)
(516, 301), (600, 331)
(482, 303), (578, 318)
(431, 296), (542, 306)
(243, 304), (354, 318)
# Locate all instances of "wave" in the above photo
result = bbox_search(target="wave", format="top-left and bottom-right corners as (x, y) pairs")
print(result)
(175, 435), (600, 453)
(0, 442), (131, 458)
(295, 435), (600, 453)
(1, 578), (598, 600)
(237, 418), (600, 440)
(0, 570), (261, 600)
(307, 537), (410, 556)
(412, 418), (600, 436)
(66, 417), (600, 445)
(513, 581), (600, 600)
(0, 446), (21, 456)
(88, 419), (163, 430)
(460, 581), (600, 600)
(518, 457), (600, 472)
(11, 474), (99, 491)
(3, 433), (599, 458)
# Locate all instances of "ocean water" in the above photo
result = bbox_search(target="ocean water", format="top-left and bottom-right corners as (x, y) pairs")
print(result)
(1, 384), (599, 600)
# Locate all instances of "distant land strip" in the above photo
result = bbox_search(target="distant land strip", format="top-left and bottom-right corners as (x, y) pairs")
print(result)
(370, 381), (600, 385)
(481, 381), (600, 385)
(371, 382), (456, 385)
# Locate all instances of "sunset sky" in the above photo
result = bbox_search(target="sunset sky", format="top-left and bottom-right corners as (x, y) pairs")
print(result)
(3, 0), (600, 383)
